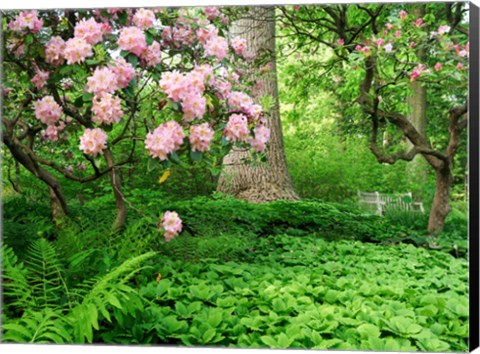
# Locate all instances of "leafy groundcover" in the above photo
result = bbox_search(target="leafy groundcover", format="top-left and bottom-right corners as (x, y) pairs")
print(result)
(115, 235), (468, 351)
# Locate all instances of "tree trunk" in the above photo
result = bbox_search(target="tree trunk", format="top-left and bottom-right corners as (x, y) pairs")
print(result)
(428, 167), (453, 234)
(3, 134), (69, 224)
(104, 149), (127, 231)
(217, 6), (298, 202)
(406, 4), (429, 195)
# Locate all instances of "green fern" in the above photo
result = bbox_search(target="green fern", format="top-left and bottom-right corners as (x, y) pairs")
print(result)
(2, 244), (34, 316)
(2, 240), (156, 344)
(22, 238), (71, 310)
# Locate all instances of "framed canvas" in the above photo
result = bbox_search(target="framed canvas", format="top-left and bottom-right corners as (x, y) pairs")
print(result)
(1, 0), (479, 353)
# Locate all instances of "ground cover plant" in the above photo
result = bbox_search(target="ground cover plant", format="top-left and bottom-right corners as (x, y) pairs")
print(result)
(1, 2), (470, 352)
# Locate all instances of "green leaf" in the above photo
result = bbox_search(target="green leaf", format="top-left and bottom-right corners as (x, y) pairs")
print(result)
(83, 92), (94, 102)
(202, 328), (216, 343)
(127, 53), (139, 67)
(357, 323), (381, 339)
(207, 309), (223, 328)
(260, 335), (278, 348)
(190, 151), (203, 162)
(25, 34), (34, 45)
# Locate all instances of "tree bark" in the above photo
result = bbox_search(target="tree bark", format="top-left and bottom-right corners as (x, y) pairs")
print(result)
(103, 149), (127, 231)
(217, 6), (298, 202)
(406, 4), (429, 194)
(3, 134), (69, 223)
(428, 168), (453, 234)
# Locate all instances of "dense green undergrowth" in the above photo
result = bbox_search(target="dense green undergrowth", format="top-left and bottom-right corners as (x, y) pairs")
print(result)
(2, 192), (468, 350)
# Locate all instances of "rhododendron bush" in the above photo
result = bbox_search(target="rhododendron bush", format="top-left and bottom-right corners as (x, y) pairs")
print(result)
(2, 6), (271, 239)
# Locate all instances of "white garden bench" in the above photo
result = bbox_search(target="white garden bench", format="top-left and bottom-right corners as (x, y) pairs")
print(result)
(357, 191), (425, 215)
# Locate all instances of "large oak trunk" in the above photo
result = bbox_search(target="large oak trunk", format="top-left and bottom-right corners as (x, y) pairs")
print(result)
(104, 149), (127, 231)
(217, 6), (298, 202)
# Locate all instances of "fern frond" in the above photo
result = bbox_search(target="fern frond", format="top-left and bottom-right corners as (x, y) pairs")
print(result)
(23, 238), (70, 309)
(68, 251), (156, 343)
(1, 244), (35, 315)
(1, 308), (72, 343)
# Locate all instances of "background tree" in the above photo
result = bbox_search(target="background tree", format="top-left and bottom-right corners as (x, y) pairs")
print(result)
(217, 6), (298, 202)
(278, 3), (469, 234)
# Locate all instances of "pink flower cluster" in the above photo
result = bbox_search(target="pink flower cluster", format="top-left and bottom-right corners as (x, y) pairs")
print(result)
(8, 11), (43, 32)
(438, 25), (451, 35)
(34, 96), (63, 125)
(224, 114), (249, 143)
(118, 26), (147, 57)
(161, 211), (183, 242)
(32, 68), (49, 90)
(109, 58), (136, 89)
(64, 37), (93, 65)
(45, 36), (66, 66)
(231, 37), (247, 57)
(145, 121), (185, 160)
(204, 36), (229, 61)
(92, 93), (124, 125)
(410, 64), (426, 82)
(189, 123), (214, 152)
(196, 24), (218, 45)
(160, 68), (216, 121)
(132, 8), (156, 30)
(41, 121), (66, 142)
(248, 125), (270, 153)
(74, 18), (104, 45)
(204, 6), (220, 21)
(86, 67), (118, 96)
(143, 41), (162, 67)
(227, 91), (262, 119)
(79, 128), (108, 156)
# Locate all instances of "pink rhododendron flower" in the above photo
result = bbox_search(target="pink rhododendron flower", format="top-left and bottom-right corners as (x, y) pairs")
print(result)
(214, 78), (232, 98)
(394, 31), (402, 39)
(182, 92), (207, 121)
(161, 211), (182, 242)
(7, 39), (25, 58)
(34, 96), (63, 125)
(204, 36), (229, 61)
(196, 25), (219, 44)
(457, 63), (464, 70)
(193, 64), (215, 85)
(224, 113), (249, 142)
(74, 17), (104, 44)
(160, 71), (188, 102)
(66, 165), (74, 174)
(86, 67), (118, 97)
(132, 8), (156, 30)
(77, 162), (86, 171)
(434, 62), (442, 71)
(355, 44), (362, 51)
(231, 36), (247, 56)
(248, 125), (270, 152)
(385, 23), (393, 30)
(145, 121), (185, 160)
(337, 38), (345, 46)
(384, 43), (393, 52)
(9, 11), (43, 32)
(410, 41), (416, 48)
(142, 41), (161, 67)
(45, 36), (66, 66)
(64, 37), (93, 65)
(118, 26), (147, 56)
(189, 123), (214, 152)
(109, 57), (136, 89)
(260, 64), (272, 73)
(228, 91), (254, 112)
(410, 64), (426, 82)
(173, 26), (195, 46)
(79, 128), (108, 156)
(92, 93), (124, 125)
(438, 25), (451, 35)
(376, 38), (385, 47)
(204, 6), (220, 20)
(361, 46), (371, 56)
(414, 18), (425, 27)
(32, 69), (50, 90)
(400, 10), (407, 20)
